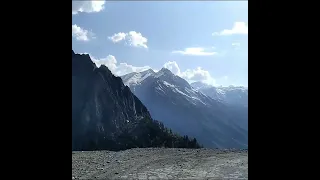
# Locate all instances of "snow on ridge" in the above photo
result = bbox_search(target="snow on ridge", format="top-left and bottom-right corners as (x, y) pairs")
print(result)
(216, 88), (226, 96)
(190, 96), (207, 105)
(155, 82), (166, 95)
(140, 70), (154, 82)
(216, 86), (248, 92)
(124, 73), (142, 86)
(160, 81), (194, 102)
(122, 69), (155, 87)
(174, 88), (189, 97)
(154, 71), (164, 78)
(162, 81), (175, 88)
(166, 85), (208, 106)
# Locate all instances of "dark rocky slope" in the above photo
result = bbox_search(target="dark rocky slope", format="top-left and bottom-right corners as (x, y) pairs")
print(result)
(72, 50), (200, 151)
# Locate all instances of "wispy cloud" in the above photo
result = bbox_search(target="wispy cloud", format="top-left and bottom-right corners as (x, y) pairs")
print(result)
(72, 1), (106, 15)
(163, 61), (181, 75)
(172, 47), (217, 56)
(108, 31), (148, 49)
(232, 42), (240, 46)
(212, 22), (248, 36)
(232, 42), (241, 50)
(163, 61), (216, 85)
(72, 24), (95, 41)
(108, 32), (127, 43)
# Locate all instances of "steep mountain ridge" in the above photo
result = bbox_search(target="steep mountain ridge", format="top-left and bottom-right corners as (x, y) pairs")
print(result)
(72, 51), (201, 151)
(121, 69), (156, 87)
(124, 69), (217, 108)
(121, 69), (248, 148)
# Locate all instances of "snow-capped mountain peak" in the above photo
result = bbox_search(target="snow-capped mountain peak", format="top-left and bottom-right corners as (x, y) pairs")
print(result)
(121, 69), (156, 87)
(121, 69), (216, 107)
(122, 68), (191, 89)
(154, 67), (174, 78)
(159, 67), (173, 74)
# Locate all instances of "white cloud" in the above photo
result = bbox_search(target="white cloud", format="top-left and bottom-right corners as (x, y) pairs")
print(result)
(108, 32), (127, 43)
(72, 24), (95, 41)
(108, 31), (148, 49)
(163, 61), (181, 75)
(212, 22), (248, 36)
(162, 61), (216, 85)
(89, 54), (151, 76)
(72, 1), (106, 15)
(172, 47), (217, 56)
(180, 67), (216, 85)
(126, 31), (148, 49)
(91, 55), (118, 71)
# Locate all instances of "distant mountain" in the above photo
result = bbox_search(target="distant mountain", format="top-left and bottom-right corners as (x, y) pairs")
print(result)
(72, 50), (201, 151)
(189, 81), (212, 90)
(191, 81), (248, 107)
(121, 68), (248, 149)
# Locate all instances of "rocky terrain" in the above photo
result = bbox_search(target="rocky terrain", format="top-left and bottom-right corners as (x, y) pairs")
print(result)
(72, 148), (248, 179)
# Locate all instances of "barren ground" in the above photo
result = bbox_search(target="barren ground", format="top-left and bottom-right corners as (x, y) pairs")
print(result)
(72, 148), (248, 180)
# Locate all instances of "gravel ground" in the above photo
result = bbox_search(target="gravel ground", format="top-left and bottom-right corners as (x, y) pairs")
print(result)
(72, 148), (248, 180)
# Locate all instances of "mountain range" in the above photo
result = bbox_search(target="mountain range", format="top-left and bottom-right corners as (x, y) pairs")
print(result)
(121, 69), (248, 148)
(72, 50), (201, 151)
(191, 81), (248, 107)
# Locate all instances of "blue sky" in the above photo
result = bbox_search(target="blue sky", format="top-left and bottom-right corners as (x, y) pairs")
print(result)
(72, 1), (248, 87)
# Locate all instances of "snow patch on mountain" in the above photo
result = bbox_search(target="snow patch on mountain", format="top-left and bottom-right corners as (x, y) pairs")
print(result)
(163, 81), (175, 88)
(122, 69), (155, 87)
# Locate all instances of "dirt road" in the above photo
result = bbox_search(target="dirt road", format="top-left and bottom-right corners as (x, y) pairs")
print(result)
(72, 148), (248, 180)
